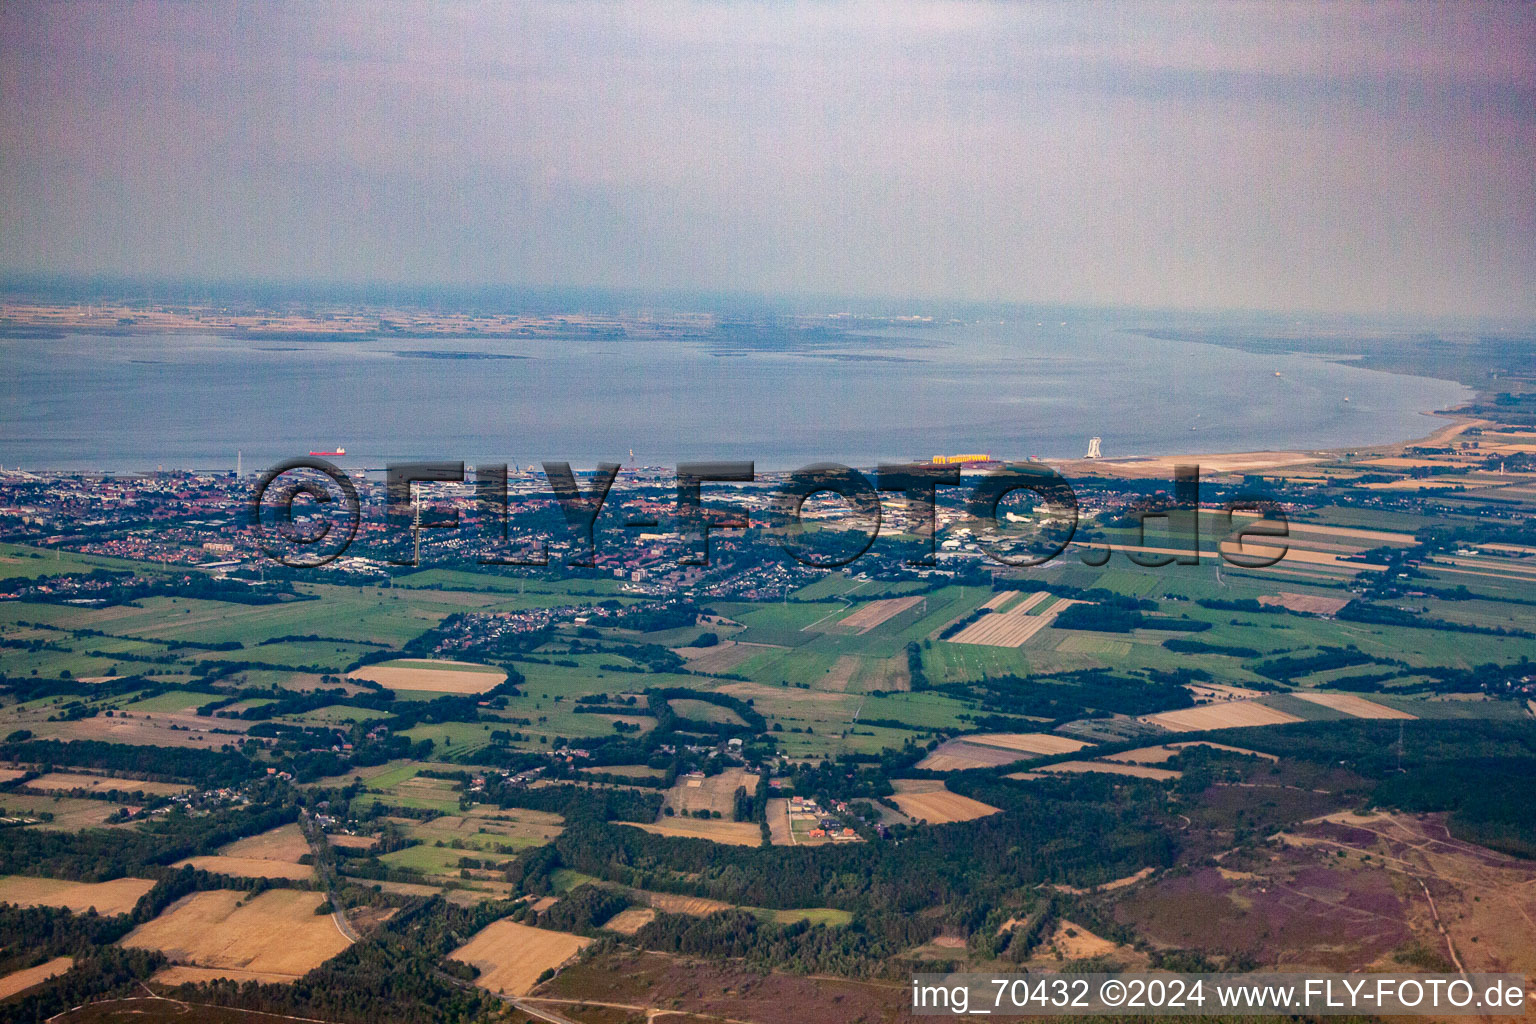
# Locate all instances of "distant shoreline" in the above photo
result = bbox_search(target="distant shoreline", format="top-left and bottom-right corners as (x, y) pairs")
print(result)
(0, 303), (1475, 476)
(1049, 410), (1484, 480)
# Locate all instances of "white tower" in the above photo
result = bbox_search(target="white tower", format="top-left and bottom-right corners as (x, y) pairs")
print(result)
(1085, 437), (1102, 459)
(412, 501), (422, 567)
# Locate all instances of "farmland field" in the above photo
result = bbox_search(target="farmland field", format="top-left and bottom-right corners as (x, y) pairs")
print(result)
(24, 771), (190, 797)
(120, 889), (350, 980)
(0, 875), (155, 914)
(628, 818), (763, 845)
(888, 779), (1000, 824)
(765, 797), (793, 844)
(658, 766), (758, 818)
(1038, 760), (1181, 781)
(1103, 741), (1278, 764)
(1258, 591), (1352, 615)
(118, 691), (217, 714)
(351, 772), (464, 814)
(834, 595), (924, 632)
(151, 965), (310, 986)
(634, 891), (730, 915)
(673, 640), (762, 674)
(667, 698), (746, 725)
(965, 733), (1089, 755)
(0, 955), (73, 1000)
(1141, 700), (1304, 732)
(348, 659), (506, 694)
(917, 740), (1040, 772)
(213, 823), (310, 861)
(407, 809), (565, 853)
(949, 595), (1087, 648)
(449, 920), (591, 996)
(602, 906), (657, 935)
(4, 377), (1536, 1024)
(946, 591), (1048, 645)
(170, 856), (313, 880)
(1290, 691), (1417, 719)
(0, 793), (125, 830)
(174, 823), (315, 880)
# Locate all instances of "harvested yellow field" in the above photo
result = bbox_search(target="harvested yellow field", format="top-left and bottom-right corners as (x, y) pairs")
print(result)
(1039, 760), (1181, 781)
(450, 920), (591, 996)
(1258, 592), (1352, 615)
(326, 833), (378, 850)
(1052, 920), (1126, 959)
(965, 733), (1088, 756)
(348, 659), (506, 694)
(915, 748), (1011, 772)
(1361, 456), (1479, 470)
(170, 823), (315, 879)
(0, 956), (73, 1000)
(948, 592), (1054, 646)
(603, 907), (657, 935)
(121, 889), (350, 979)
(1102, 745), (1183, 764)
(1291, 692), (1416, 720)
(629, 819), (762, 846)
(0, 768), (25, 785)
(583, 764), (668, 780)
(1217, 542), (1377, 571)
(172, 856), (314, 880)
(1080, 451), (1318, 477)
(0, 874), (155, 914)
(1435, 554), (1536, 577)
(217, 823), (310, 862)
(1141, 701), (1303, 732)
(46, 714), (251, 749)
(765, 798), (793, 845)
(1363, 478), (1475, 491)
(1103, 741), (1278, 764)
(915, 738), (1048, 771)
(660, 766), (759, 818)
(888, 780), (1000, 824)
(837, 595), (923, 632)
(25, 772), (190, 797)
(152, 965), (301, 986)
(641, 891), (734, 916)
(821, 655), (861, 692)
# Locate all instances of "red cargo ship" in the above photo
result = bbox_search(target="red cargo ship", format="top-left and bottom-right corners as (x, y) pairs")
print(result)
(309, 447), (346, 456)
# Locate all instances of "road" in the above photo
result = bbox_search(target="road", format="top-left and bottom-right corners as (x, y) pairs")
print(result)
(298, 811), (362, 943)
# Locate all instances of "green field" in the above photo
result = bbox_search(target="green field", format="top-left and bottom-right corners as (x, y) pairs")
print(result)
(119, 689), (219, 713)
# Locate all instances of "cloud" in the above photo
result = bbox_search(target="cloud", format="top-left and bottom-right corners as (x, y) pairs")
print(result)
(1, 0), (1532, 316)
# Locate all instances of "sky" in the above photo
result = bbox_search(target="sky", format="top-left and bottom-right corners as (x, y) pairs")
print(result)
(2, 1), (1533, 317)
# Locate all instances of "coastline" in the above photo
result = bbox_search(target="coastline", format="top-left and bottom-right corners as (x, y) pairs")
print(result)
(1048, 411), (1487, 480)
(0, 304), (1485, 478)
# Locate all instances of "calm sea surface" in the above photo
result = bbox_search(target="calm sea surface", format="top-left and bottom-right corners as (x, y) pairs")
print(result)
(0, 318), (1470, 473)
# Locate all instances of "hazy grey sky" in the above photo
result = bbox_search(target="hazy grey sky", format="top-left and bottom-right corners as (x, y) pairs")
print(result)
(2, 2), (1533, 316)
